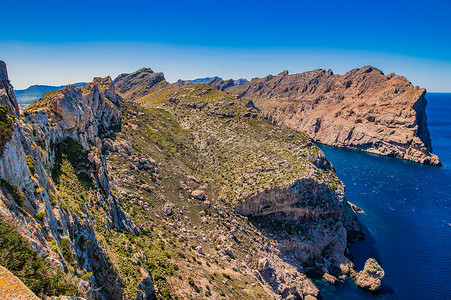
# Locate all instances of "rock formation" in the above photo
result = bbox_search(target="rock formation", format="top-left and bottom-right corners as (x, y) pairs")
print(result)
(353, 258), (385, 292)
(113, 67), (170, 101)
(0, 266), (40, 300)
(0, 61), (21, 116)
(225, 66), (441, 166)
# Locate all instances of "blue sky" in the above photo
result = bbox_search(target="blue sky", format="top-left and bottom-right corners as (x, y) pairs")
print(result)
(1, 0), (451, 91)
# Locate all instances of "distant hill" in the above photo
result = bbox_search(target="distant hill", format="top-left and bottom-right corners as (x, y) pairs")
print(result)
(175, 76), (222, 86)
(15, 82), (87, 107)
(174, 76), (248, 88)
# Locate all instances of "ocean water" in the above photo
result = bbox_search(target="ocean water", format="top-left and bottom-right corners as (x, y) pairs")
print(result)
(316, 93), (451, 299)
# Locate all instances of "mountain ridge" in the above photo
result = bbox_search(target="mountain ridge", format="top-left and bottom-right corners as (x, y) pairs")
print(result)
(222, 65), (441, 166)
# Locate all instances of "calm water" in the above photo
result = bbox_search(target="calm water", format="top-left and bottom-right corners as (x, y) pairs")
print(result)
(316, 93), (451, 299)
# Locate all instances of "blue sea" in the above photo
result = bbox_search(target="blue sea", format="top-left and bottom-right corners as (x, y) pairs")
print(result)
(315, 93), (451, 299)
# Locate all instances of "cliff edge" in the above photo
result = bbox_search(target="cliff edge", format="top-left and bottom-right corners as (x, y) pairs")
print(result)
(226, 66), (441, 166)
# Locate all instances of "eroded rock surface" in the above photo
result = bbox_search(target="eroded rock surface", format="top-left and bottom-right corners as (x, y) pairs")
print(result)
(114, 67), (170, 101)
(0, 266), (39, 300)
(353, 258), (385, 292)
(226, 66), (440, 165)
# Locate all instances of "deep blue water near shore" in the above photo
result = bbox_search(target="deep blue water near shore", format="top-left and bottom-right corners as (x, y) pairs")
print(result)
(316, 93), (451, 299)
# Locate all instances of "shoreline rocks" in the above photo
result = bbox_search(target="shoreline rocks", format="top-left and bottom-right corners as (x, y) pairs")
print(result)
(353, 258), (385, 292)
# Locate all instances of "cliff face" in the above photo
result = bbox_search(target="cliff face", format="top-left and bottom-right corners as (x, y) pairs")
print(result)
(0, 61), (21, 116)
(226, 66), (441, 166)
(0, 64), (142, 299)
(1, 63), (367, 300)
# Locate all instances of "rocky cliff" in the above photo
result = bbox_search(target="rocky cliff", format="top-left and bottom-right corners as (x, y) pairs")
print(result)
(0, 61), (21, 116)
(0, 62), (378, 299)
(225, 66), (440, 166)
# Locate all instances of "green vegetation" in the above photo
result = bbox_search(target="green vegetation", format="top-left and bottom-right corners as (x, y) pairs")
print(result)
(25, 89), (60, 111)
(1, 179), (26, 207)
(0, 216), (82, 297)
(35, 211), (45, 221)
(0, 105), (14, 151)
(26, 154), (35, 175)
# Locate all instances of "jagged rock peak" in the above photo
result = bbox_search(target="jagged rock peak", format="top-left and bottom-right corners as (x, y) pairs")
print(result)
(113, 67), (169, 101)
(278, 70), (289, 76)
(0, 60), (21, 116)
(24, 76), (122, 149)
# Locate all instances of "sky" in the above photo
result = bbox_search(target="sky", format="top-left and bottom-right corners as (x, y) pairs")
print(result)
(1, 0), (451, 92)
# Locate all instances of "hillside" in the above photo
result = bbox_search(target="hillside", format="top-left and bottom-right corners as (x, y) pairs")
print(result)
(224, 66), (441, 166)
(0, 61), (373, 299)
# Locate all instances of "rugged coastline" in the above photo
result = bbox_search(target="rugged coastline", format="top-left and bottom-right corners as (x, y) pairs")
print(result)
(0, 61), (386, 299)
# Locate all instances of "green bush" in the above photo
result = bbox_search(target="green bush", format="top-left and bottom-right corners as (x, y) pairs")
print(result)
(27, 155), (35, 175)
(0, 105), (13, 152)
(61, 238), (76, 267)
(1, 179), (26, 207)
(35, 211), (45, 221)
(0, 216), (82, 297)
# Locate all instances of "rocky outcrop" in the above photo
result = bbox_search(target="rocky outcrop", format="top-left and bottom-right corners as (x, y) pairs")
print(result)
(0, 265), (40, 300)
(206, 78), (235, 91)
(353, 258), (385, 292)
(226, 66), (440, 165)
(0, 61), (21, 116)
(114, 67), (170, 101)
(236, 177), (362, 276)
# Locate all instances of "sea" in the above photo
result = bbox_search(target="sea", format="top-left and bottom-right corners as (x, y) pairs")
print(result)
(315, 93), (451, 299)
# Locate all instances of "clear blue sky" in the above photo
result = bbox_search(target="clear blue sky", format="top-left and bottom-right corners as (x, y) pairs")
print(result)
(1, 0), (450, 91)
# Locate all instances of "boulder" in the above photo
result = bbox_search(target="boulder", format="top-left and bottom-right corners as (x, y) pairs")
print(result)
(258, 257), (269, 272)
(323, 273), (338, 285)
(354, 258), (385, 292)
(191, 189), (206, 201)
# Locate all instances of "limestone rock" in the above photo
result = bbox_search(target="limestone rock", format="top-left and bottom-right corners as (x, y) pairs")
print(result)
(227, 66), (441, 165)
(113, 68), (170, 101)
(191, 189), (206, 201)
(0, 61), (21, 116)
(354, 258), (385, 292)
(323, 273), (338, 285)
(0, 265), (40, 300)
(258, 257), (269, 272)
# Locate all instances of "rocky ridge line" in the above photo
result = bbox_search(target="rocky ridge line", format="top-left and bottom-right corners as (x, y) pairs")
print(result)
(225, 66), (441, 166)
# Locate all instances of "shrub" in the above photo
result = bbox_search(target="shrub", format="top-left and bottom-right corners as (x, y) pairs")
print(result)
(26, 155), (35, 175)
(35, 187), (44, 195)
(0, 105), (13, 152)
(35, 211), (45, 221)
(1, 179), (26, 207)
(47, 240), (59, 252)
